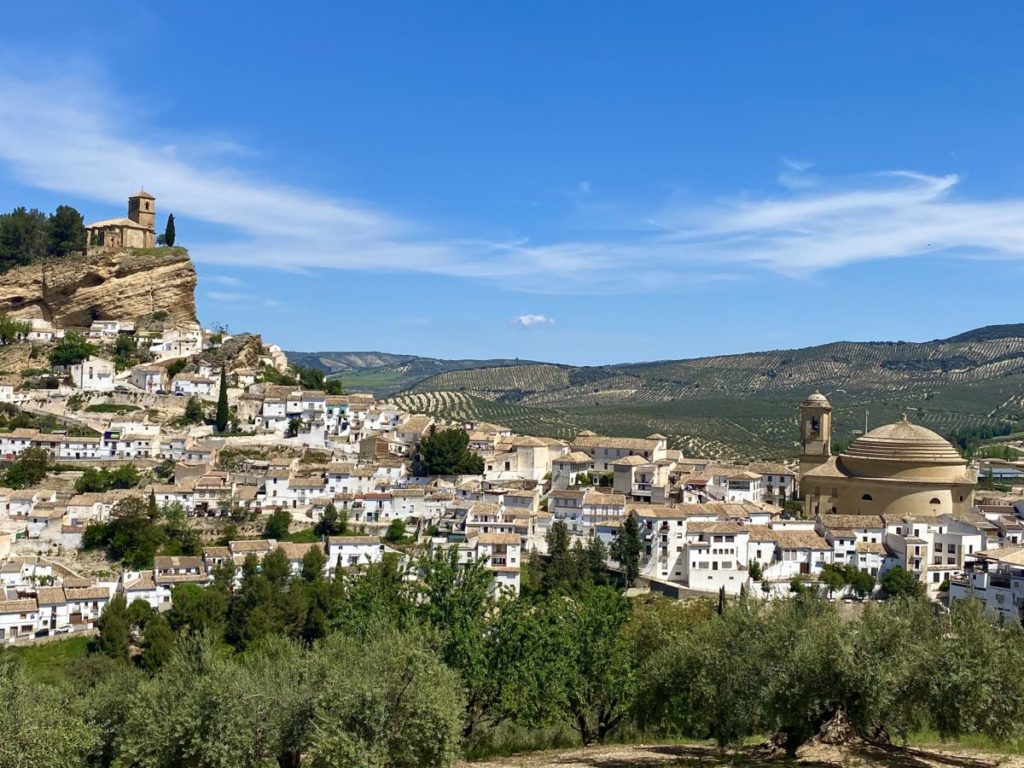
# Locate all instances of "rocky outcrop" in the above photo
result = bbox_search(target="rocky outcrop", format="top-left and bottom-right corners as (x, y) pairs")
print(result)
(0, 247), (197, 327)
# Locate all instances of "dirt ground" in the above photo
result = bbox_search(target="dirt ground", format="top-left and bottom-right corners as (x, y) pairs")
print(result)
(461, 742), (1024, 768)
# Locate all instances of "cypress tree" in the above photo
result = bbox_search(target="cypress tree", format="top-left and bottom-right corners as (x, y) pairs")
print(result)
(164, 213), (175, 246)
(215, 367), (229, 432)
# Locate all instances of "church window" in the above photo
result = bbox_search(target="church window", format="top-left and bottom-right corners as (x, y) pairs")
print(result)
(929, 498), (941, 505)
(861, 493), (872, 501)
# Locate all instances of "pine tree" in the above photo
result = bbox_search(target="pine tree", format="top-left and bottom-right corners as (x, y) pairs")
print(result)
(94, 595), (130, 661)
(215, 367), (228, 433)
(164, 213), (175, 247)
(148, 489), (158, 519)
(611, 513), (643, 587)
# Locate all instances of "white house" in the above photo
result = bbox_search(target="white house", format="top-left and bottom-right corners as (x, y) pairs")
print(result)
(69, 356), (116, 391)
(326, 535), (385, 571)
(130, 365), (166, 393)
(0, 599), (39, 641)
(172, 374), (216, 398)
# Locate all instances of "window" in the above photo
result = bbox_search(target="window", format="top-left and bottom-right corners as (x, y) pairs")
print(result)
(929, 498), (941, 505)
(861, 493), (873, 501)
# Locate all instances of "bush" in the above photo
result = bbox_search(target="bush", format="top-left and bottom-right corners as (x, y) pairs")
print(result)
(48, 331), (96, 367)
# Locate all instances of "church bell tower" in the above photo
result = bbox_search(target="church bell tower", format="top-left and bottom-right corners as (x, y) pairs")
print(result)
(128, 189), (156, 232)
(799, 390), (832, 475)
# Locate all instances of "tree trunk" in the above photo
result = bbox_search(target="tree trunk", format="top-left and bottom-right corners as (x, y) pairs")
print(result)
(576, 711), (593, 746)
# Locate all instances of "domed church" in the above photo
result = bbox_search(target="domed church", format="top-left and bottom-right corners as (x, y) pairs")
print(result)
(798, 391), (976, 517)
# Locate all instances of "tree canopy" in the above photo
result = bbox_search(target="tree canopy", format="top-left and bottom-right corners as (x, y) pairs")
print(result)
(48, 331), (96, 367)
(0, 204), (87, 272)
(418, 427), (484, 476)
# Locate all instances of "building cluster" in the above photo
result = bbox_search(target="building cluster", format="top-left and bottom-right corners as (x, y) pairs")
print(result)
(1, 328), (1023, 644)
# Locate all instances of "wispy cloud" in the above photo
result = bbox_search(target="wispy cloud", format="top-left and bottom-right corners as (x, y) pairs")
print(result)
(778, 158), (818, 190)
(207, 275), (243, 287)
(514, 314), (555, 328)
(206, 291), (250, 303)
(5, 69), (1024, 293)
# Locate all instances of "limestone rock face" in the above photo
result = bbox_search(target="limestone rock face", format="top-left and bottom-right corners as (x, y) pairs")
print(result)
(0, 248), (197, 326)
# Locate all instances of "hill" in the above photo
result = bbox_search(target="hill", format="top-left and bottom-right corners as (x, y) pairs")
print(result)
(284, 351), (546, 396)
(291, 325), (1024, 459)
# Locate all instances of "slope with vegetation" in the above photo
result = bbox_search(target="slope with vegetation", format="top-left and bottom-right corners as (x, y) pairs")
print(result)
(370, 325), (1024, 458)
(6, 530), (1024, 768)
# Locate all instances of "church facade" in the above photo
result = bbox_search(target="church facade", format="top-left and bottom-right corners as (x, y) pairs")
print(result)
(85, 191), (156, 252)
(798, 391), (976, 518)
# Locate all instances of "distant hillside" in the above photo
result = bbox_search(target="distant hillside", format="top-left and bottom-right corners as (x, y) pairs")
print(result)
(291, 325), (1024, 459)
(283, 351), (546, 397)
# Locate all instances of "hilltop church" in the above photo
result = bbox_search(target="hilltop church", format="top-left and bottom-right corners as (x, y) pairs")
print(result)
(85, 190), (156, 252)
(798, 391), (976, 517)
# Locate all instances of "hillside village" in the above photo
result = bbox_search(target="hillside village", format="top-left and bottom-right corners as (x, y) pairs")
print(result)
(0, 192), (1019, 646)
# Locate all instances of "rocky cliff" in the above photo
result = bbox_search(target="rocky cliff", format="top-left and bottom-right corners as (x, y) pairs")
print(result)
(0, 247), (197, 327)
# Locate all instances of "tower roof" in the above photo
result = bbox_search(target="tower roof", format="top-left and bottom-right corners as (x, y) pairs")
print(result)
(129, 190), (155, 200)
(802, 390), (831, 408)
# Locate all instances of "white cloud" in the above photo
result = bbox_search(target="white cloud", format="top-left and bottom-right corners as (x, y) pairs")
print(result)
(778, 158), (818, 190)
(577, 180), (592, 196)
(514, 314), (555, 328)
(207, 275), (243, 287)
(5, 69), (1024, 293)
(206, 291), (250, 303)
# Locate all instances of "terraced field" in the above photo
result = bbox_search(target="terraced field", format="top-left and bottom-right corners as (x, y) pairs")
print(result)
(390, 392), (583, 440)
(385, 326), (1024, 459)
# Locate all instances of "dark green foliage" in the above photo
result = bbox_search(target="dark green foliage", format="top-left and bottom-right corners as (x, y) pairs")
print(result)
(48, 331), (96, 367)
(286, 416), (302, 437)
(314, 502), (347, 537)
(182, 395), (204, 424)
(215, 366), (228, 432)
(163, 212), (175, 247)
(166, 358), (187, 379)
(0, 207), (50, 269)
(167, 583), (228, 636)
(48, 205), (86, 257)
(555, 586), (637, 745)
(610, 513), (642, 587)
(296, 365), (325, 390)
(383, 518), (406, 542)
(881, 566), (924, 598)
(82, 496), (200, 568)
(0, 313), (30, 345)
(27, 537), (1024, 766)
(74, 464), (141, 493)
(139, 613), (175, 672)
(263, 507), (292, 540)
(418, 427), (485, 476)
(3, 446), (51, 488)
(93, 595), (131, 661)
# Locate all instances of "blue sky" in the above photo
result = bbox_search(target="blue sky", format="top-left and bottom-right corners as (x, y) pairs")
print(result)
(2, 2), (1024, 364)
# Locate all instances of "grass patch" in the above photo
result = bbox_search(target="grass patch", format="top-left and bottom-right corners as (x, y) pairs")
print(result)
(337, 368), (402, 389)
(85, 403), (140, 414)
(282, 528), (320, 543)
(9, 635), (90, 685)
(909, 729), (1024, 755)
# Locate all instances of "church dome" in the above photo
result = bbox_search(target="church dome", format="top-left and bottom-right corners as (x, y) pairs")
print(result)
(802, 390), (831, 407)
(843, 414), (962, 464)
(838, 413), (968, 483)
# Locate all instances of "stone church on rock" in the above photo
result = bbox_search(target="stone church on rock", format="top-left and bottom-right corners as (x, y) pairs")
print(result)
(85, 190), (156, 252)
